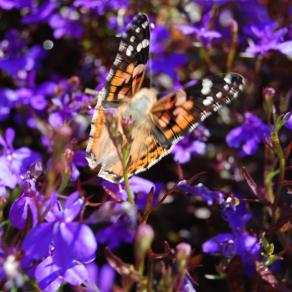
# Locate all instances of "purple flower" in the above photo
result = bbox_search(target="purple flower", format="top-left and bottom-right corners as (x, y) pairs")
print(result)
(0, 30), (45, 77)
(226, 113), (270, 156)
(150, 24), (170, 54)
(74, 0), (128, 15)
(35, 255), (89, 292)
(9, 176), (47, 230)
(88, 202), (137, 249)
(176, 11), (222, 48)
(86, 263), (115, 292)
(152, 53), (188, 88)
(101, 176), (162, 209)
(22, 1), (57, 24)
(172, 125), (210, 164)
(0, 128), (41, 192)
(22, 192), (97, 291)
(284, 112), (292, 130)
(0, 89), (18, 121)
(178, 181), (224, 206)
(0, 0), (32, 10)
(245, 22), (292, 57)
(203, 199), (260, 274)
(48, 7), (83, 39)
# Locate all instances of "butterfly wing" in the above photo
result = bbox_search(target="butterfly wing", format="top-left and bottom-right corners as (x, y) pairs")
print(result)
(150, 73), (246, 148)
(87, 13), (150, 177)
(100, 13), (150, 103)
(102, 73), (246, 181)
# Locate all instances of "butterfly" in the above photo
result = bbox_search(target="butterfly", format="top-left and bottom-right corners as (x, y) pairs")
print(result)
(86, 13), (246, 183)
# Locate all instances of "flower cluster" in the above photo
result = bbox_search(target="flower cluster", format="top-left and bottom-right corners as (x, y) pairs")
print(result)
(0, 1), (291, 291)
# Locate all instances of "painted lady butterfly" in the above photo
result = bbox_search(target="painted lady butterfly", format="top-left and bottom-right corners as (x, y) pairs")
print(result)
(86, 13), (246, 183)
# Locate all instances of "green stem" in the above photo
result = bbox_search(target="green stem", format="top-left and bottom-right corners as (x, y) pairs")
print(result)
(121, 148), (134, 204)
(272, 130), (285, 206)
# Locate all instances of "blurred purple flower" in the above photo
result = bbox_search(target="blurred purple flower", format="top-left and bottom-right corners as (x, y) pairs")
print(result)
(176, 11), (222, 48)
(86, 263), (115, 292)
(150, 24), (170, 54)
(0, 0), (32, 10)
(226, 113), (270, 156)
(49, 7), (83, 39)
(35, 255), (89, 292)
(178, 181), (224, 206)
(70, 150), (88, 181)
(88, 202), (137, 249)
(284, 112), (292, 130)
(245, 23), (292, 57)
(22, 192), (97, 291)
(182, 275), (197, 292)
(173, 125), (210, 163)
(74, 0), (128, 15)
(0, 30), (45, 77)
(152, 53), (188, 87)
(0, 89), (18, 121)
(22, 1), (57, 23)
(48, 80), (89, 128)
(0, 128), (41, 192)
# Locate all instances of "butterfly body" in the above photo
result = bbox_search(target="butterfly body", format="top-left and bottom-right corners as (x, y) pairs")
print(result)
(86, 13), (246, 183)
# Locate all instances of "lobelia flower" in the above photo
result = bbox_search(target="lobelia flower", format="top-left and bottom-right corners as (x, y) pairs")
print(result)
(48, 7), (83, 39)
(175, 11), (222, 48)
(22, 0), (57, 24)
(0, 0), (32, 10)
(0, 88), (18, 122)
(203, 199), (260, 274)
(101, 176), (162, 209)
(86, 263), (115, 292)
(0, 128), (41, 193)
(245, 22), (292, 57)
(74, 0), (129, 15)
(172, 124), (210, 164)
(88, 202), (137, 250)
(178, 181), (224, 206)
(150, 24), (188, 88)
(22, 192), (97, 291)
(9, 177), (39, 230)
(0, 30), (46, 78)
(226, 113), (270, 156)
(284, 112), (292, 130)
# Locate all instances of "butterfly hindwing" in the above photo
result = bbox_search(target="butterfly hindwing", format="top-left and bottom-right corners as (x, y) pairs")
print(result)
(150, 73), (245, 147)
(101, 13), (150, 103)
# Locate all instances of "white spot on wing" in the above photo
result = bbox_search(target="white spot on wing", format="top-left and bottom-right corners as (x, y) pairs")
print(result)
(142, 21), (148, 29)
(142, 39), (149, 48)
(216, 91), (223, 99)
(224, 74), (232, 84)
(137, 43), (142, 52)
(201, 79), (213, 95)
(202, 96), (214, 106)
(126, 45), (134, 56)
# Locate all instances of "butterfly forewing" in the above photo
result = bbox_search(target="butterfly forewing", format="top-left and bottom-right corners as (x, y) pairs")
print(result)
(150, 73), (246, 147)
(100, 13), (150, 103)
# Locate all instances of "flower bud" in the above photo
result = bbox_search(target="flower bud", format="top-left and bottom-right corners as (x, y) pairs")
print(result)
(176, 242), (192, 273)
(135, 224), (154, 259)
(263, 87), (275, 103)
